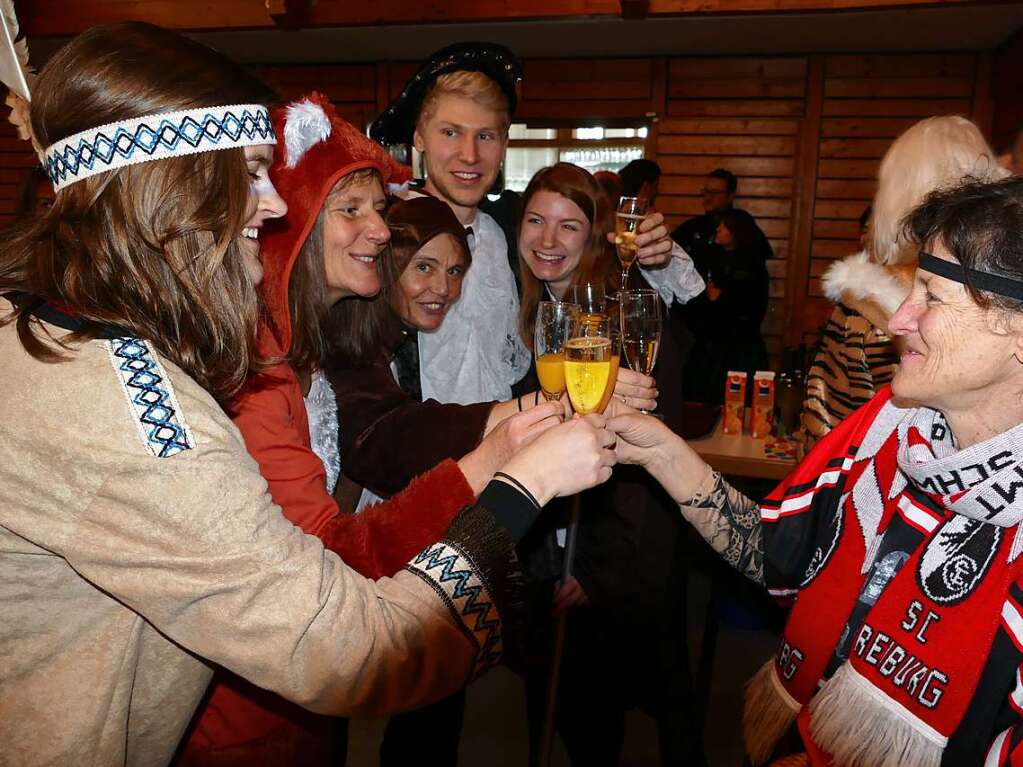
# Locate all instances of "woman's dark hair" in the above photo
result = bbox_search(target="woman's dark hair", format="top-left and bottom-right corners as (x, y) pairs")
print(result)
(718, 209), (763, 251)
(0, 22), (278, 405)
(906, 176), (1023, 311)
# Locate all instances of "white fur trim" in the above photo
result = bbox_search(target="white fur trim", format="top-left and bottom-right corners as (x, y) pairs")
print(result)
(283, 99), (332, 168)
(822, 251), (908, 315)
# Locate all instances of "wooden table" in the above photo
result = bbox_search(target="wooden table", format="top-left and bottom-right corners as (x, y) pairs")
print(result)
(688, 414), (800, 480)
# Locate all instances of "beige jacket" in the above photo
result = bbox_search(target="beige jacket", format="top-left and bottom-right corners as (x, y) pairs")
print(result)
(0, 300), (509, 767)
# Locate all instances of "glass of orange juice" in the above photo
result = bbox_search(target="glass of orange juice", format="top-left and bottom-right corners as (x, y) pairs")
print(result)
(535, 301), (579, 401)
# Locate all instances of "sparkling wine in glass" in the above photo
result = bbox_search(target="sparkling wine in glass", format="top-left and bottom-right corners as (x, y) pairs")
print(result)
(615, 196), (648, 290)
(621, 288), (662, 413)
(534, 301), (579, 402)
(564, 314), (614, 416)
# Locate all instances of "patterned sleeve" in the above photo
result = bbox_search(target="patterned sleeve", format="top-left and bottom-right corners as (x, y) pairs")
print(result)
(679, 471), (765, 584)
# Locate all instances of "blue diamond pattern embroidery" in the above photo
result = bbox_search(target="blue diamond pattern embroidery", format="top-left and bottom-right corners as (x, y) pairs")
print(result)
(411, 543), (502, 673)
(107, 338), (193, 459)
(46, 108), (275, 187)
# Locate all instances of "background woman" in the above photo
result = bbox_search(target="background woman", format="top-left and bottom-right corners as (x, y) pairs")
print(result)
(800, 115), (1008, 448)
(515, 162), (706, 766)
(610, 176), (1023, 767)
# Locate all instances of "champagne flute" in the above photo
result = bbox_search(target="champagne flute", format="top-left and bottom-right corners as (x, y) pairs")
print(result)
(566, 282), (605, 317)
(620, 288), (662, 414)
(534, 301), (579, 401)
(615, 196), (648, 290)
(564, 314), (614, 416)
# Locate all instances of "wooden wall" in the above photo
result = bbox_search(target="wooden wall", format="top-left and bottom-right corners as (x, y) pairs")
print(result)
(1, 49), (1003, 362)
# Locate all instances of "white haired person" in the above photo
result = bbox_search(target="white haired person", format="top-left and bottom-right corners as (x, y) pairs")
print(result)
(0, 23), (616, 766)
(800, 115), (1008, 448)
(610, 175), (1023, 766)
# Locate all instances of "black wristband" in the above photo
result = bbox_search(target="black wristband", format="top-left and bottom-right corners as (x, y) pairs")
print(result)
(534, 389), (540, 407)
(493, 471), (541, 510)
(479, 478), (541, 543)
(517, 395), (523, 412)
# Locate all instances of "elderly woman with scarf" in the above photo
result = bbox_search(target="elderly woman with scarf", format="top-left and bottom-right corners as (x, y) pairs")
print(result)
(609, 176), (1023, 767)
(800, 116), (1007, 449)
(180, 95), (612, 764)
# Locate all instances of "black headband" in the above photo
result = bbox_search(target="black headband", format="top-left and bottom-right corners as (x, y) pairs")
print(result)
(918, 252), (1023, 302)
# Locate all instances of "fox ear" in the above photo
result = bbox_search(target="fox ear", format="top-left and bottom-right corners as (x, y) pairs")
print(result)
(283, 98), (332, 168)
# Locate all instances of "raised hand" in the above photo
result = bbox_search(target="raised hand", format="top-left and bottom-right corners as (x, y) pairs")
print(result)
(497, 413), (617, 506)
(607, 210), (672, 268)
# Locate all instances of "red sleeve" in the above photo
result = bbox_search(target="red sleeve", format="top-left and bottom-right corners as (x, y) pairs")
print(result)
(231, 367), (336, 535)
(320, 459), (476, 580)
(232, 367), (475, 580)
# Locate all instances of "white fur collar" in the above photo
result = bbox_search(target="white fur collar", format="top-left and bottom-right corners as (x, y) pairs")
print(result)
(822, 251), (909, 316)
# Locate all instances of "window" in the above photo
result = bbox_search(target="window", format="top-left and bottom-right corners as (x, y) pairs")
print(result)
(504, 123), (650, 192)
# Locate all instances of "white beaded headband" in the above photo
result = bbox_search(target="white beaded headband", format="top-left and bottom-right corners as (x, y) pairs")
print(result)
(43, 103), (275, 191)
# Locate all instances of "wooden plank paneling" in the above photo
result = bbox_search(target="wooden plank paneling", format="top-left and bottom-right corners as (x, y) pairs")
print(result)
(658, 118), (801, 135)
(659, 135), (798, 156)
(667, 99), (805, 117)
(661, 56), (808, 358)
(805, 51), (978, 331)
(821, 98), (971, 117)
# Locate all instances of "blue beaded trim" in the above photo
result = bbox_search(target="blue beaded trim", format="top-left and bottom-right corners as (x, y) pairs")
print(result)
(44, 104), (274, 191)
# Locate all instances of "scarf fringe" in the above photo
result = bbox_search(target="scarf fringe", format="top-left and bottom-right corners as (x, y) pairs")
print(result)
(743, 660), (800, 765)
(808, 663), (943, 767)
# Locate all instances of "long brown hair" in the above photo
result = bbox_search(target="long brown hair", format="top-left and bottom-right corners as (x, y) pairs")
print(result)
(0, 23), (277, 405)
(517, 162), (617, 348)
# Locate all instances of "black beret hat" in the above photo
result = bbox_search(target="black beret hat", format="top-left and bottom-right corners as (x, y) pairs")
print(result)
(370, 41), (523, 147)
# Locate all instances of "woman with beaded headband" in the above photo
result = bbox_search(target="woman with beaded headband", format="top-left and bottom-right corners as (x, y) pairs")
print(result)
(0, 23), (617, 767)
(180, 93), (614, 764)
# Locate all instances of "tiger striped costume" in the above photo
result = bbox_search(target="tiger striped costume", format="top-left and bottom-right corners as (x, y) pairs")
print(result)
(799, 251), (914, 450)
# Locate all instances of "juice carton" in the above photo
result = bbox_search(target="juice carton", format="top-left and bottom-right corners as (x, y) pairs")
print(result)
(723, 371), (747, 435)
(751, 371), (776, 439)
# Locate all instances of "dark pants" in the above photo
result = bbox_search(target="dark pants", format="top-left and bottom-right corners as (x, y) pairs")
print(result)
(379, 689), (466, 766)
(523, 592), (707, 767)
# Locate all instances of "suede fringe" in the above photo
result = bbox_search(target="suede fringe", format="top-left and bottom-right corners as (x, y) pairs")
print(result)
(743, 660), (801, 765)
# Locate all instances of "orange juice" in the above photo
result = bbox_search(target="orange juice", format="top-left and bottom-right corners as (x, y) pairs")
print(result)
(723, 371), (747, 435)
(536, 352), (566, 399)
(751, 371), (775, 439)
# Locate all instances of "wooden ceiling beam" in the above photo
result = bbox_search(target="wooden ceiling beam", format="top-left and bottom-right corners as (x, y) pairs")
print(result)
(21, 0), (1004, 36)
(620, 0), (650, 18)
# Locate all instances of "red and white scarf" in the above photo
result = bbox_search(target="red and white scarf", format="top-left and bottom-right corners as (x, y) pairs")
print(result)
(745, 388), (1023, 767)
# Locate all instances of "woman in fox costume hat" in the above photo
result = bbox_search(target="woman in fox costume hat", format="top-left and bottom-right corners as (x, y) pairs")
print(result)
(610, 177), (1023, 766)
(180, 93), (614, 764)
(799, 116), (1007, 449)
